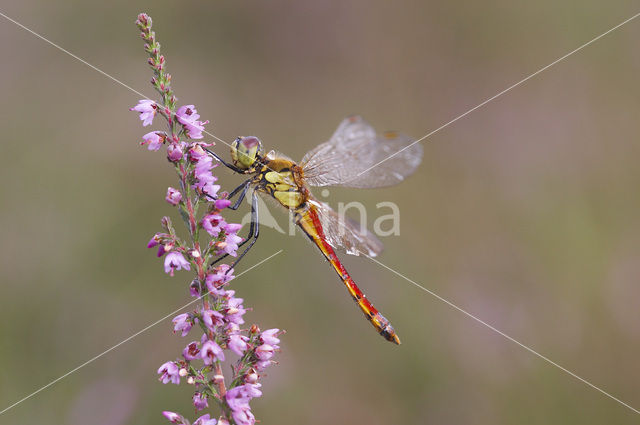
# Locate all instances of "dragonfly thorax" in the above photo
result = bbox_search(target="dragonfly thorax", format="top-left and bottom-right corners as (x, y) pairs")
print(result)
(231, 136), (264, 170)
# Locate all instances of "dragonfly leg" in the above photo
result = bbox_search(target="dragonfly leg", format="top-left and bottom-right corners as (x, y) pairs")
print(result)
(204, 177), (251, 207)
(209, 190), (260, 272)
(224, 191), (260, 274)
(226, 180), (252, 210)
(204, 147), (244, 173)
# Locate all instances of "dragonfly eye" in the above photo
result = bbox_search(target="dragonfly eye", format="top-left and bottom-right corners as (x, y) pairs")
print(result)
(231, 136), (264, 169)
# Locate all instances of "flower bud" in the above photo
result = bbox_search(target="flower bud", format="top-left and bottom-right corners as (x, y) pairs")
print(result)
(245, 369), (259, 384)
(147, 235), (160, 248)
(162, 411), (184, 424)
(192, 392), (208, 411)
(161, 216), (174, 232)
(255, 344), (275, 360)
(189, 279), (200, 297)
(165, 187), (182, 206)
(179, 368), (188, 377)
(167, 142), (184, 162)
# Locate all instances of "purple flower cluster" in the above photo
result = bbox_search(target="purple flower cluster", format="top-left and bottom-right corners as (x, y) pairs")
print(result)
(159, 276), (282, 423)
(159, 299), (283, 425)
(190, 145), (221, 200)
(132, 13), (282, 425)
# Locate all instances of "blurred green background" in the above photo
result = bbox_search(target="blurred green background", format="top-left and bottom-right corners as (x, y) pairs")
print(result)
(1, 1), (640, 424)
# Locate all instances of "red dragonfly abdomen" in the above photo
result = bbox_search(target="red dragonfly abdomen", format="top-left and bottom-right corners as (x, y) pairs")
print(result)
(295, 203), (401, 344)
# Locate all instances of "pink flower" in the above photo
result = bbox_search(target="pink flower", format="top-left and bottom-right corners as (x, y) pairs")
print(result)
(225, 384), (262, 425)
(166, 187), (182, 206)
(130, 99), (157, 126)
(148, 233), (174, 257)
(189, 280), (200, 297)
(227, 322), (241, 334)
(224, 223), (242, 234)
(255, 344), (275, 360)
(194, 156), (216, 178)
(205, 266), (235, 292)
(162, 411), (185, 424)
(182, 341), (200, 361)
(231, 409), (255, 425)
(193, 414), (217, 425)
(221, 233), (243, 257)
(172, 313), (192, 336)
(225, 386), (250, 411)
(176, 105), (209, 139)
(147, 235), (160, 248)
(157, 361), (180, 384)
(229, 334), (249, 355)
(242, 383), (263, 399)
(141, 131), (164, 151)
(226, 296), (246, 325)
(215, 199), (231, 210)
(164, 252), (190, 276)
(244, 370), (259, 384)
(190, 145), (220, 198)
(260, 329), (281, 346)
(201, 339), (225, 364)
(201, 309), (224, 331)
(254, 360), (273, 372)
(157, 244), (169, 257)
(202, 213), (226, 237)
(193, 392), (208, 411)
(167, 142), (184, 162)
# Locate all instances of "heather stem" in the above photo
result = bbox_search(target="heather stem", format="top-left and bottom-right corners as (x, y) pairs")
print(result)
(178, 162), (198, 240)
(214, 361), (227, 397)
(202, 291), (229, 420)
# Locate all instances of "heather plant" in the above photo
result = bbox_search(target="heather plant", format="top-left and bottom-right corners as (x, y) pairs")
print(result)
(130, 13), (282, 425)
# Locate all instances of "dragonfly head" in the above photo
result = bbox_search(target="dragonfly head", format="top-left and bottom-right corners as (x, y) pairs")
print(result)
(231, 136), (264, 170)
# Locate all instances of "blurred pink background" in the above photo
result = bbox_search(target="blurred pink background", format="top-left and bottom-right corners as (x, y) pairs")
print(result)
(1, 1), (639, 424)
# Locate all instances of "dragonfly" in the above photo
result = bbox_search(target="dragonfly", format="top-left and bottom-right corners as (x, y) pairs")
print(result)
(206, 116), (422, 344)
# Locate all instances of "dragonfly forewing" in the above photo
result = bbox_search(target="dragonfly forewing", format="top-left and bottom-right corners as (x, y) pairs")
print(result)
(301, 115), (423, 188)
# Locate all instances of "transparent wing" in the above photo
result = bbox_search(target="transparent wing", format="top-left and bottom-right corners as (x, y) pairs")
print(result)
(309, 198), (383, 257)
(301, 116), (423, 188)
